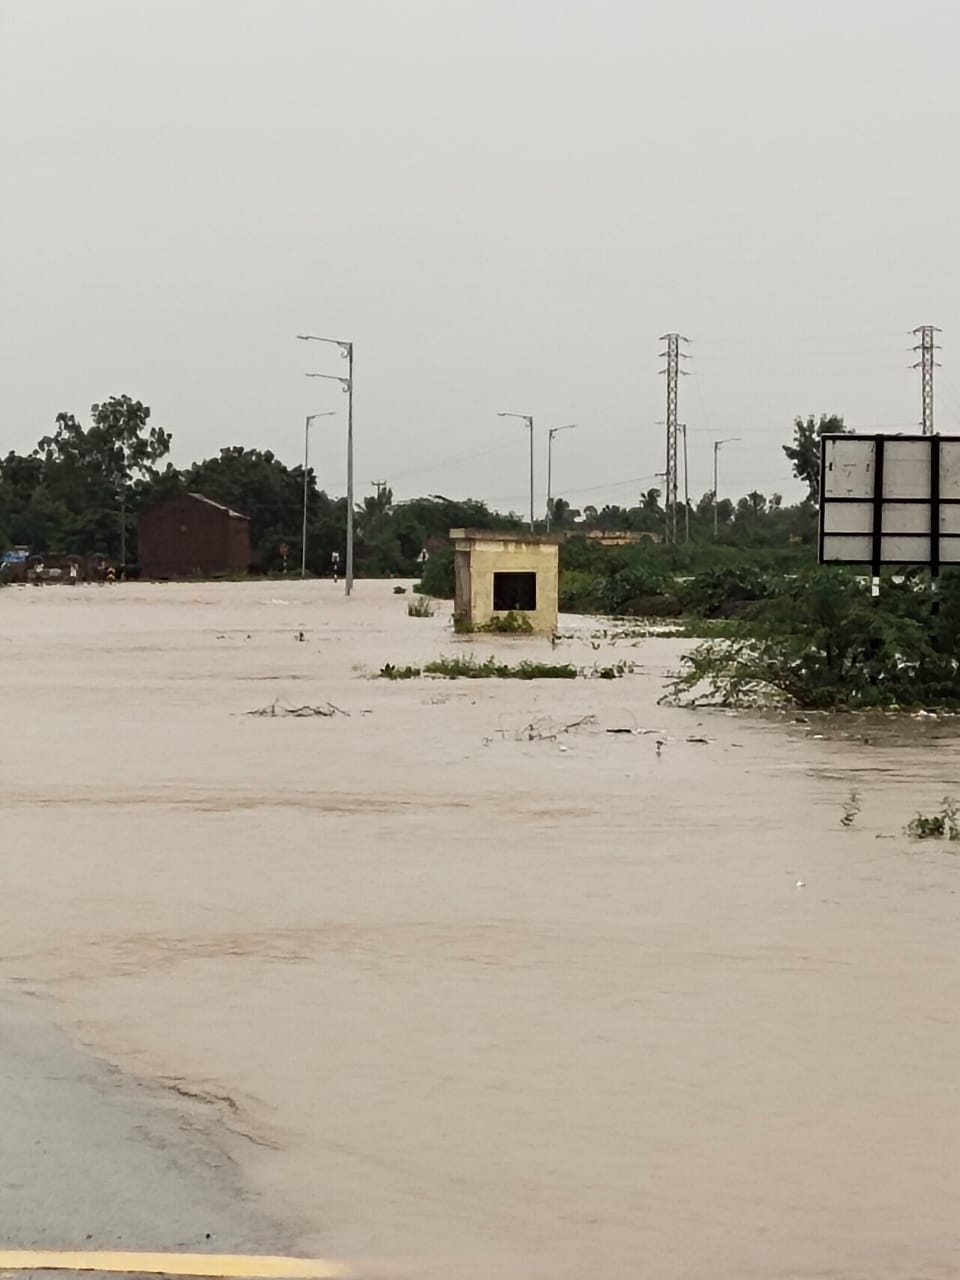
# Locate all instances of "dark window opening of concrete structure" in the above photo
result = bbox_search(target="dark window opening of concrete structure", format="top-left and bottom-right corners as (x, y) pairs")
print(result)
(493, 571), (537, 612)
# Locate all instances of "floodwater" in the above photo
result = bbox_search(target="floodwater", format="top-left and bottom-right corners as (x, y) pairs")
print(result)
(3, 579), (960, 1279)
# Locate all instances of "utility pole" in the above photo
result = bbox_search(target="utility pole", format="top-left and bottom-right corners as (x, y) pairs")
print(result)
(681, 423), (690, 544)
(659, 333), (689, 543)
(912, 325), (942, 435)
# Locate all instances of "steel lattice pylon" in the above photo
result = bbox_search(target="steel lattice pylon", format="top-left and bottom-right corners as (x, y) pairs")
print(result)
(659, 333), (689, 543)
(912, 325), (942, 436)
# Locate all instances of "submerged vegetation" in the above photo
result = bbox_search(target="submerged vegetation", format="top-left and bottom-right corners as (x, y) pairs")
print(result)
(906, 799), (960, 842)
(477, 610), (534, 635)
(380, 656), (577, 680)
(662, 569), (960, 711)
(377, 655), (635, 681)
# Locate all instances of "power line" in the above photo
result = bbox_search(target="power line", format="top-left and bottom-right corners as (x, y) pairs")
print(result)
(388, 439), (516, 483)
(691, 367), (907, 378)
(488, 472), (661, 507)
(694, 330), (908, 344)
(684, 421), (919, 435)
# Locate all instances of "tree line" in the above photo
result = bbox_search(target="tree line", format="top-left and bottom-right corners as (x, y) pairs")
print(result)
(0, 396), (845, 576)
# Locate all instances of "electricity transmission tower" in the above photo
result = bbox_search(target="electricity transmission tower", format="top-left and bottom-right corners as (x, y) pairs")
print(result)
(659, 333), (689, 543)
(912, 325), (942, 435)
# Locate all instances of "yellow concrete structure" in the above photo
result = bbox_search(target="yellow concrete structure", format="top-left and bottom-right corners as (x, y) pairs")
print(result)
(450, 528), (560, 633)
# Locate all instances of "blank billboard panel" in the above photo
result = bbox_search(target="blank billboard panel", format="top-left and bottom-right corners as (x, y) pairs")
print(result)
(819, 434), (960, 572)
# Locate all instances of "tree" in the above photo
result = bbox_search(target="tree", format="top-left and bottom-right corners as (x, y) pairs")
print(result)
(783, 413), (847, 501)
(0, 451), (70, 551)
(696, 490), (716, 520)
(34, 397), (171, 559)
(39, 397), (170, 493)
(550, 497), (571, 527)
(737, 491), (768, 520)
(184, 447), (328, 571)
(715, 497), (735, 528)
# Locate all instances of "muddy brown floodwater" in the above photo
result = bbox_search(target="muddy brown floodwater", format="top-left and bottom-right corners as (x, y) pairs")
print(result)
(3, 579), (960, 1279)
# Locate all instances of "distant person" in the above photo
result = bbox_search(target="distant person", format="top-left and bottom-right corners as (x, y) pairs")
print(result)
(68, 562), (78, 585)
(331, 551), (340, 583)
(34, 561), (44, 586)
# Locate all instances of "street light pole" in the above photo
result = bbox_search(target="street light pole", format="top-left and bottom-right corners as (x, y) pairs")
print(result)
(298, 335), (354, 595)
(546, 424), (577, 533)
(713, 437), (740, 538)
(301, 411), (335, 577)
(497, 411), (535, 531)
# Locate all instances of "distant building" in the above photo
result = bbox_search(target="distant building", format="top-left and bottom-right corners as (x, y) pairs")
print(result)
(139, 494), (251, 579)
(450, 528), (560, 634)
(581, 530), (662, 546)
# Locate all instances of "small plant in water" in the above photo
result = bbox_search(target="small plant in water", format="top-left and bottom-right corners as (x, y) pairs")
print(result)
(407, 595), (435, 618)
(592, 659), (637, 680)
(378, 655), (579, 680)
(840, 790), (862, 829)
(477, 611), (534, 635)
(905, 797), (960, 841)
(379, 663), (422, 680)
(425, 655), (578, 680)
(376, 654), (635, 681)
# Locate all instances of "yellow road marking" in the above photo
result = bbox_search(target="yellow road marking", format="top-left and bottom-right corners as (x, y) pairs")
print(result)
(0, 1253), (348, 1278)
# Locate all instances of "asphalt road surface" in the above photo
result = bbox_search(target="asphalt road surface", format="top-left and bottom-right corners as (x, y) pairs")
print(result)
(0, 993), (289, 1277)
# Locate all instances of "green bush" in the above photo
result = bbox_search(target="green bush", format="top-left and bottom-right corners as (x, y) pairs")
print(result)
(558, 569), (601, 612)
(663, 568), (960, 711)
(477, 610), (533, 634)
(556, 539), (813, 617)
(416, 548), (454, 598)
(379, 656), (578, 680)
(906, 798), (960, 841)
(676, 566), (783, 617)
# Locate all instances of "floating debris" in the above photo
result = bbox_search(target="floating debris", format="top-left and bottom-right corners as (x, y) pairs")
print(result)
(244, 699), (349, 718)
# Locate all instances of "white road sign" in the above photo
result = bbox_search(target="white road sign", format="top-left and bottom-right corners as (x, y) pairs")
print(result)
(819, 433), (960, 572)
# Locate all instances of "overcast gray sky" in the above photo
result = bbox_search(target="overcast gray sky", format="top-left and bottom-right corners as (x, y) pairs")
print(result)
(2, 0), (957, 514)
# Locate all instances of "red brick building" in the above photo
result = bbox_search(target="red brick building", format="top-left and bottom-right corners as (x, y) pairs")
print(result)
(138, 494), (251, 579)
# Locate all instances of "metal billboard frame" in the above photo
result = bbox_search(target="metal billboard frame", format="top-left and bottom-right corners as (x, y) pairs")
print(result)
(819, 433), (960, 576)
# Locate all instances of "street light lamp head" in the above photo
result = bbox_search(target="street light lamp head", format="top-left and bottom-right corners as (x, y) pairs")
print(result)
(306, 372), (351, 392)
(297, 334), (353, 359)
